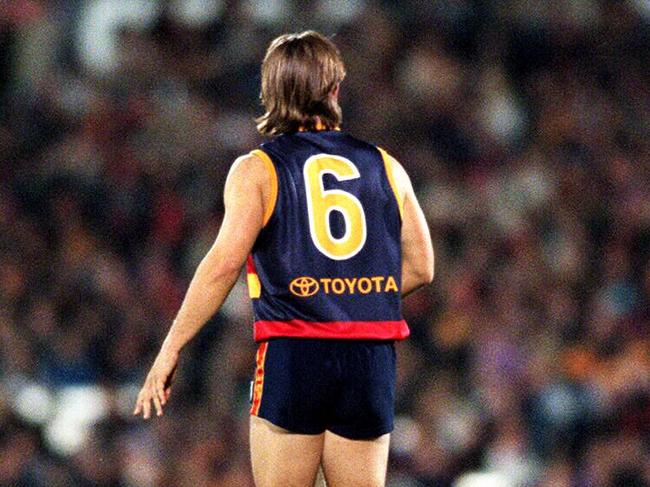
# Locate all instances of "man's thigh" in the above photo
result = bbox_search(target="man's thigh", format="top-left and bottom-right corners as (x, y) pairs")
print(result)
(250, 415), (324, 487)
(321, 430), (390, 487)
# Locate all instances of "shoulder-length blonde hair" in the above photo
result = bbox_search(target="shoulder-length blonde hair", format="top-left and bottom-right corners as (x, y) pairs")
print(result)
(256, 31), (346, 137)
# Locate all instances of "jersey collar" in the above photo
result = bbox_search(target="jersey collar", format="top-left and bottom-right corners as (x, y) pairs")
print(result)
(298, 121), (341, 132)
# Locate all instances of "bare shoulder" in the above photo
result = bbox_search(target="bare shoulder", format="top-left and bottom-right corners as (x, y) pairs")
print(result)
(384, 152), (413, 202)
(226, 152), (272, 188)
(225, 151), (277, 225)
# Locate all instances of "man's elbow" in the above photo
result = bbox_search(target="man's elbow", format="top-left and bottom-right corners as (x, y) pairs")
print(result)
(419, 249), (434, 285)
(200, 253), (243, 284)
(407, 259), (434, 288)
(419, 261), (434, 285)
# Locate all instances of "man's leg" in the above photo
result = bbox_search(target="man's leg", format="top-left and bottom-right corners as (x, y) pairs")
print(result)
(320, 431), (390, 487)
(250, 415), (325, 487)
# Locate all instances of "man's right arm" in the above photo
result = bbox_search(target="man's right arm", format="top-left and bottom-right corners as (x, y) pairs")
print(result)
(389, 155), (434, 296)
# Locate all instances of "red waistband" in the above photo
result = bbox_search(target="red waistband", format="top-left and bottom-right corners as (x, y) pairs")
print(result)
(253, 319), (410, 342)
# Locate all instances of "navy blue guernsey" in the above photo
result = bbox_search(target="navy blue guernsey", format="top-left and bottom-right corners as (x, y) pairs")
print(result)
(246, 130), (409, 341)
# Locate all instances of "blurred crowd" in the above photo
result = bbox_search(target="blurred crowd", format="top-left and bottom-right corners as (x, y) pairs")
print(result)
(1, 1), (649, 486)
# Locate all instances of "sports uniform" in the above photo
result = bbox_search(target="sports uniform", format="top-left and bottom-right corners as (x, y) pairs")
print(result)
(247, 128), (408, 439)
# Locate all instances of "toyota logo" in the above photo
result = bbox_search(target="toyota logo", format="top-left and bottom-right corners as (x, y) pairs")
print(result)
(289, 277), (320, 297)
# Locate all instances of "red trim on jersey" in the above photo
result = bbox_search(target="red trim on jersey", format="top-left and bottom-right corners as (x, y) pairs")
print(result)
(246, 255), (257, 274)
(253, 320), (410, 342)
(250, 341), (269, 416)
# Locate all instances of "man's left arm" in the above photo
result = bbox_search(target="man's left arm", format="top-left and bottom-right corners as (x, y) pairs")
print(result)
(133, 153), (271, 419)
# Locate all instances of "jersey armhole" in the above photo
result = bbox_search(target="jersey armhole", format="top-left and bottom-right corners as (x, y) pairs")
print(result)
(249, 149), (278, 227)
(377, 147), (404, 220)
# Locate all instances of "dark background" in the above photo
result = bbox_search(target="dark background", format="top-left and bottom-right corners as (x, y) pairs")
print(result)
(0, 1), (649, 486)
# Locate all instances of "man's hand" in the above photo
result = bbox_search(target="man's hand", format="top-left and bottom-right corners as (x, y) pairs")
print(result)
(133, 349), (179, 419)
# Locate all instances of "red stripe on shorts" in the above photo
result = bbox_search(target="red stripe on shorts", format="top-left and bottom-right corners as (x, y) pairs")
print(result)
(250, 341), (269, 416)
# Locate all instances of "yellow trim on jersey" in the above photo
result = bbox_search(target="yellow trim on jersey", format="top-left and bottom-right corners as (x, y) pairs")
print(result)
(247, 273), (262, 299)
(377, 147), (404, 220)
(250, 149), (278, 226)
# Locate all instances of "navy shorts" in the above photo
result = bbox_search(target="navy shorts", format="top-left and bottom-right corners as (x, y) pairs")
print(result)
(250, 338), (396, 439)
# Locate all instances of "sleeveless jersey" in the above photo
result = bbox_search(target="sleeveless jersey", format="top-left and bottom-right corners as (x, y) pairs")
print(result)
(246, 130), (409, 342)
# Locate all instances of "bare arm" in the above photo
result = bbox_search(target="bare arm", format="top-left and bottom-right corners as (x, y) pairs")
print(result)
(134, 153), (273, 419)
(159, 158), (267, 354)
(388, 155), (434, 296)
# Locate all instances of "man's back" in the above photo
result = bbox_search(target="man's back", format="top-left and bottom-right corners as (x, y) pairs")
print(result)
(247, 130), (409, 341)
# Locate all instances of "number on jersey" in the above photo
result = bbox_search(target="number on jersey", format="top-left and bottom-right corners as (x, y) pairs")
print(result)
(303, 154), (367, 260)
